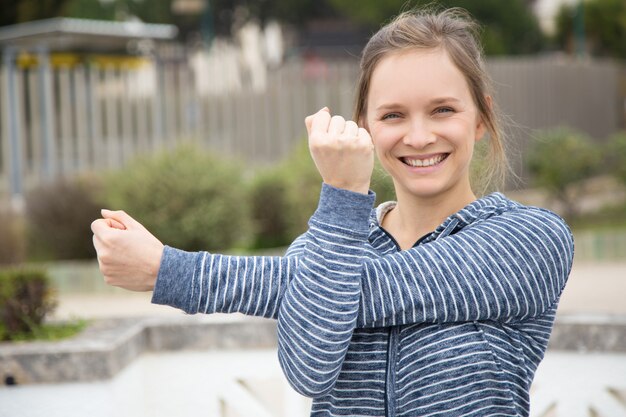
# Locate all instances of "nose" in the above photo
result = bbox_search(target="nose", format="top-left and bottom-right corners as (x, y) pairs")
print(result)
(402, 117), (436, 148)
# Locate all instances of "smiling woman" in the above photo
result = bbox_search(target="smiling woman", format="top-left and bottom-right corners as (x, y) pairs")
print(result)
(91, 6), (574, 417)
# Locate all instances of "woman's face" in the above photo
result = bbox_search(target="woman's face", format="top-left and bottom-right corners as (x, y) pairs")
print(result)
(365, 48), (485, 203)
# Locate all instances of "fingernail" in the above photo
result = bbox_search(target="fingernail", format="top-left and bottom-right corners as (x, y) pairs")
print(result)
(321, 107), (329, 112)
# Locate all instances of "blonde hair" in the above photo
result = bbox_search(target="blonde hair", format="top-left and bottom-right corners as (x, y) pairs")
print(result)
(354, 7), (508, 193)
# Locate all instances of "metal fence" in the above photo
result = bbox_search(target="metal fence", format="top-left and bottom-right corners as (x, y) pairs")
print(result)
(1, 54), (624, 204)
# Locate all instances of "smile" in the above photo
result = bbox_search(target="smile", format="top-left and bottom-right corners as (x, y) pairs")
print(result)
(401, 153), (449, 168)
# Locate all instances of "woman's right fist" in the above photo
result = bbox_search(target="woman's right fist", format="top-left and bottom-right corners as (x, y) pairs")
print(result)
(305, 108), (374, 195)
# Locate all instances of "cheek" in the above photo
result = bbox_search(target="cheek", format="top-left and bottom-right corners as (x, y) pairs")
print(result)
(443, 118), (476, 145)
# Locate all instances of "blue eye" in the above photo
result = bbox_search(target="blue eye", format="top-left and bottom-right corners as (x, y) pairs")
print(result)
(434, 107), (454, 114)
(382, 113), (400, 120)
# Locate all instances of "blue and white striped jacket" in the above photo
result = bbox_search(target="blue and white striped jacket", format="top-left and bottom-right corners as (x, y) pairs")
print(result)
(153, 184), (574, 416)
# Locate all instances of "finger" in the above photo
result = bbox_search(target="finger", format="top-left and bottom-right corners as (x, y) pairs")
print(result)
(101, 209), (141, 230)
(343, 120), (359, 138)
(310, 108), (331, 135)
(305, 115), (314, 135)
(328, 115), (346, 135)
(358, 127), (374, 148)
(91, 218), (111, 235)
(106, 218), (127, 230)
(92, 233), (105, 256)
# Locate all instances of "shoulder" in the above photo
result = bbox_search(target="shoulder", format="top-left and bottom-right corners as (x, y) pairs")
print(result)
(466, 193), (574, 252)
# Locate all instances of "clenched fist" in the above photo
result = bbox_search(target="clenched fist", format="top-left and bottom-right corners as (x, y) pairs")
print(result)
(91, 209), (164, 291)
(305, 108), (374, 195)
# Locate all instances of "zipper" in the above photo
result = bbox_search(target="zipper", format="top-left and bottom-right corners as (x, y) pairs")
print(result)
(385, 326), (399, 416)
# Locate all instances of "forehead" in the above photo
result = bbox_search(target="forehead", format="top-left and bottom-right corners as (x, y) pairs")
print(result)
(367, 48), (472, 108)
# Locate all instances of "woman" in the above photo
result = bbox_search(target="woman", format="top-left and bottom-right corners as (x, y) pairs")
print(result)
(92, 8), (574, 417)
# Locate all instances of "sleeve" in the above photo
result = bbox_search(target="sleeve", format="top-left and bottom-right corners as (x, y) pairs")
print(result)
(276, 188), (573, 396)
(277, 184), (375, 397)
(357, 207), (574, 328)
(151, 240), (303, 319)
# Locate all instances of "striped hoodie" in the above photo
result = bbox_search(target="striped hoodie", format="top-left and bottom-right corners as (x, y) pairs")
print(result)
(152, 184), (574, 417)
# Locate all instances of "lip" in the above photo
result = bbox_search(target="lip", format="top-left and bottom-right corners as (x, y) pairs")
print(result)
(400, 153), (450, 172)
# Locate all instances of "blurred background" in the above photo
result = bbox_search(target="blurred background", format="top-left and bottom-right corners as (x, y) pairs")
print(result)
(0, 0), (625, 416)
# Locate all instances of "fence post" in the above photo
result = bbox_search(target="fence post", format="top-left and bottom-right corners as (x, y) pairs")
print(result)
(37, 45), (57, 182)
(2, 47), (24, 210)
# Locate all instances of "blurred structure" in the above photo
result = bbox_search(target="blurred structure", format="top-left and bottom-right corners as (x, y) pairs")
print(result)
(0, 13), (625, 206)
(532, 0), (579, 35)
(0, 18), (177, 209)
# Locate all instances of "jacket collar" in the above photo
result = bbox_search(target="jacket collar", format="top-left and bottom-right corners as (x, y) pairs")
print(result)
(370, 192), (520, 244)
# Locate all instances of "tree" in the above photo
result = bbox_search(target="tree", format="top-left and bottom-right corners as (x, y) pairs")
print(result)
(554, 0), (626, 58)
(605, 131), (626, 186)
(0, 0), (72, 26)
(326, 0), (545, 55)
(526, 127), (601, 219)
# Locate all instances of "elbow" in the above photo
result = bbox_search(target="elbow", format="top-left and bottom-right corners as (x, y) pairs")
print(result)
(277, 352), (338, 398)
(281, 368), (337, 399)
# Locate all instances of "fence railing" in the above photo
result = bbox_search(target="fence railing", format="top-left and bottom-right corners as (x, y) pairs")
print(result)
(1, 53), (624, 204)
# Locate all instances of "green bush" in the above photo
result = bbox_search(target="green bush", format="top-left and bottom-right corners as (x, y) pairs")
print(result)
(248, 140), (396, 249)
(103, 145), (251, 252)
(0, 209), (26, 265)
(527, 127), (601, 218)
(0, 268), (56, 341)
(25, 176), (103, 261)
(248, 170), (293, 249)
(606, 131), (626, 184)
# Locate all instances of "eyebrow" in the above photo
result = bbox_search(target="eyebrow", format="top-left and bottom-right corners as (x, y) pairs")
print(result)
(374, 97), (462, 112)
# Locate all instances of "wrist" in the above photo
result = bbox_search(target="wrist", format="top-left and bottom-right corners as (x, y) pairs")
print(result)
(324, 181), (370, 195)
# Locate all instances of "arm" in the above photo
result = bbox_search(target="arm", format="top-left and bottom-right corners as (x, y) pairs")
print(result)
(358, 206), (574, 328)
(276, 187), (573, 397)
(152, 246), (299, 319)
(92, 209), (304, 320)
(277, 184), (375, 397)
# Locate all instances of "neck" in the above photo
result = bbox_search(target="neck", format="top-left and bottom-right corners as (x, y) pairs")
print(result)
(383, 181), (476, 250)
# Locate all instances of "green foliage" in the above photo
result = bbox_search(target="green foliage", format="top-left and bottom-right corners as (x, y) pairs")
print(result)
(0, 209), (26, 265)
(103, 145), (251, 252)
(371, 162), (397, 205)
(0, 0), (71, 26)
(248, 170), (293, 249)
(555, 0), (626, 58)
(527, 127), (601, 218)
(0, 268), (57, 341)
(248, 140), (395, 249)
(585, 0), (626, 58)
(327, 0), (545, 55)
(25, 177), (103, 261)
(605, 131), (626, 184)
(274, 140), (325, 241)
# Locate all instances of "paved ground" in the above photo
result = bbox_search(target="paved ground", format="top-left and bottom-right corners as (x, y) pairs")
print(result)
(51, 260), (626, 321)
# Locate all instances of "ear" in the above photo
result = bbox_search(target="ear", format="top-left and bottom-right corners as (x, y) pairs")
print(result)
(475, 95), (492, 142)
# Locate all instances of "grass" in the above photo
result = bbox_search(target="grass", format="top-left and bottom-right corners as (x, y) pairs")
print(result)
(2, 319), (88, 343)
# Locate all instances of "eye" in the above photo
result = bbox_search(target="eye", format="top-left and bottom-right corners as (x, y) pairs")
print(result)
(433, 107), (455, 115)
(381, 113), (401, 120)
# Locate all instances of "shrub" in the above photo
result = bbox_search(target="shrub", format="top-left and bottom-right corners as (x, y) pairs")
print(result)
(605, 131), (626, 184)
(0, 268), (57, 341)
(25, 176), (103, 261)
(248, 170), (293, 249)
(526, 127), (601, 218)
(278, 141), (325, 240)
(0, 209), (26, 265)
(103, 145), (251, 252)
(249, 140), (396, 249)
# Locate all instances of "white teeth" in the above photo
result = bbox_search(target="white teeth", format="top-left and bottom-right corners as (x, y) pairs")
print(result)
(405, 154), (445, 167)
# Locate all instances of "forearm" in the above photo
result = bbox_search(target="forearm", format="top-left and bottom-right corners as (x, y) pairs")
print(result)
(277, 184), (374, 397)
(152, 246), (298, 319)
